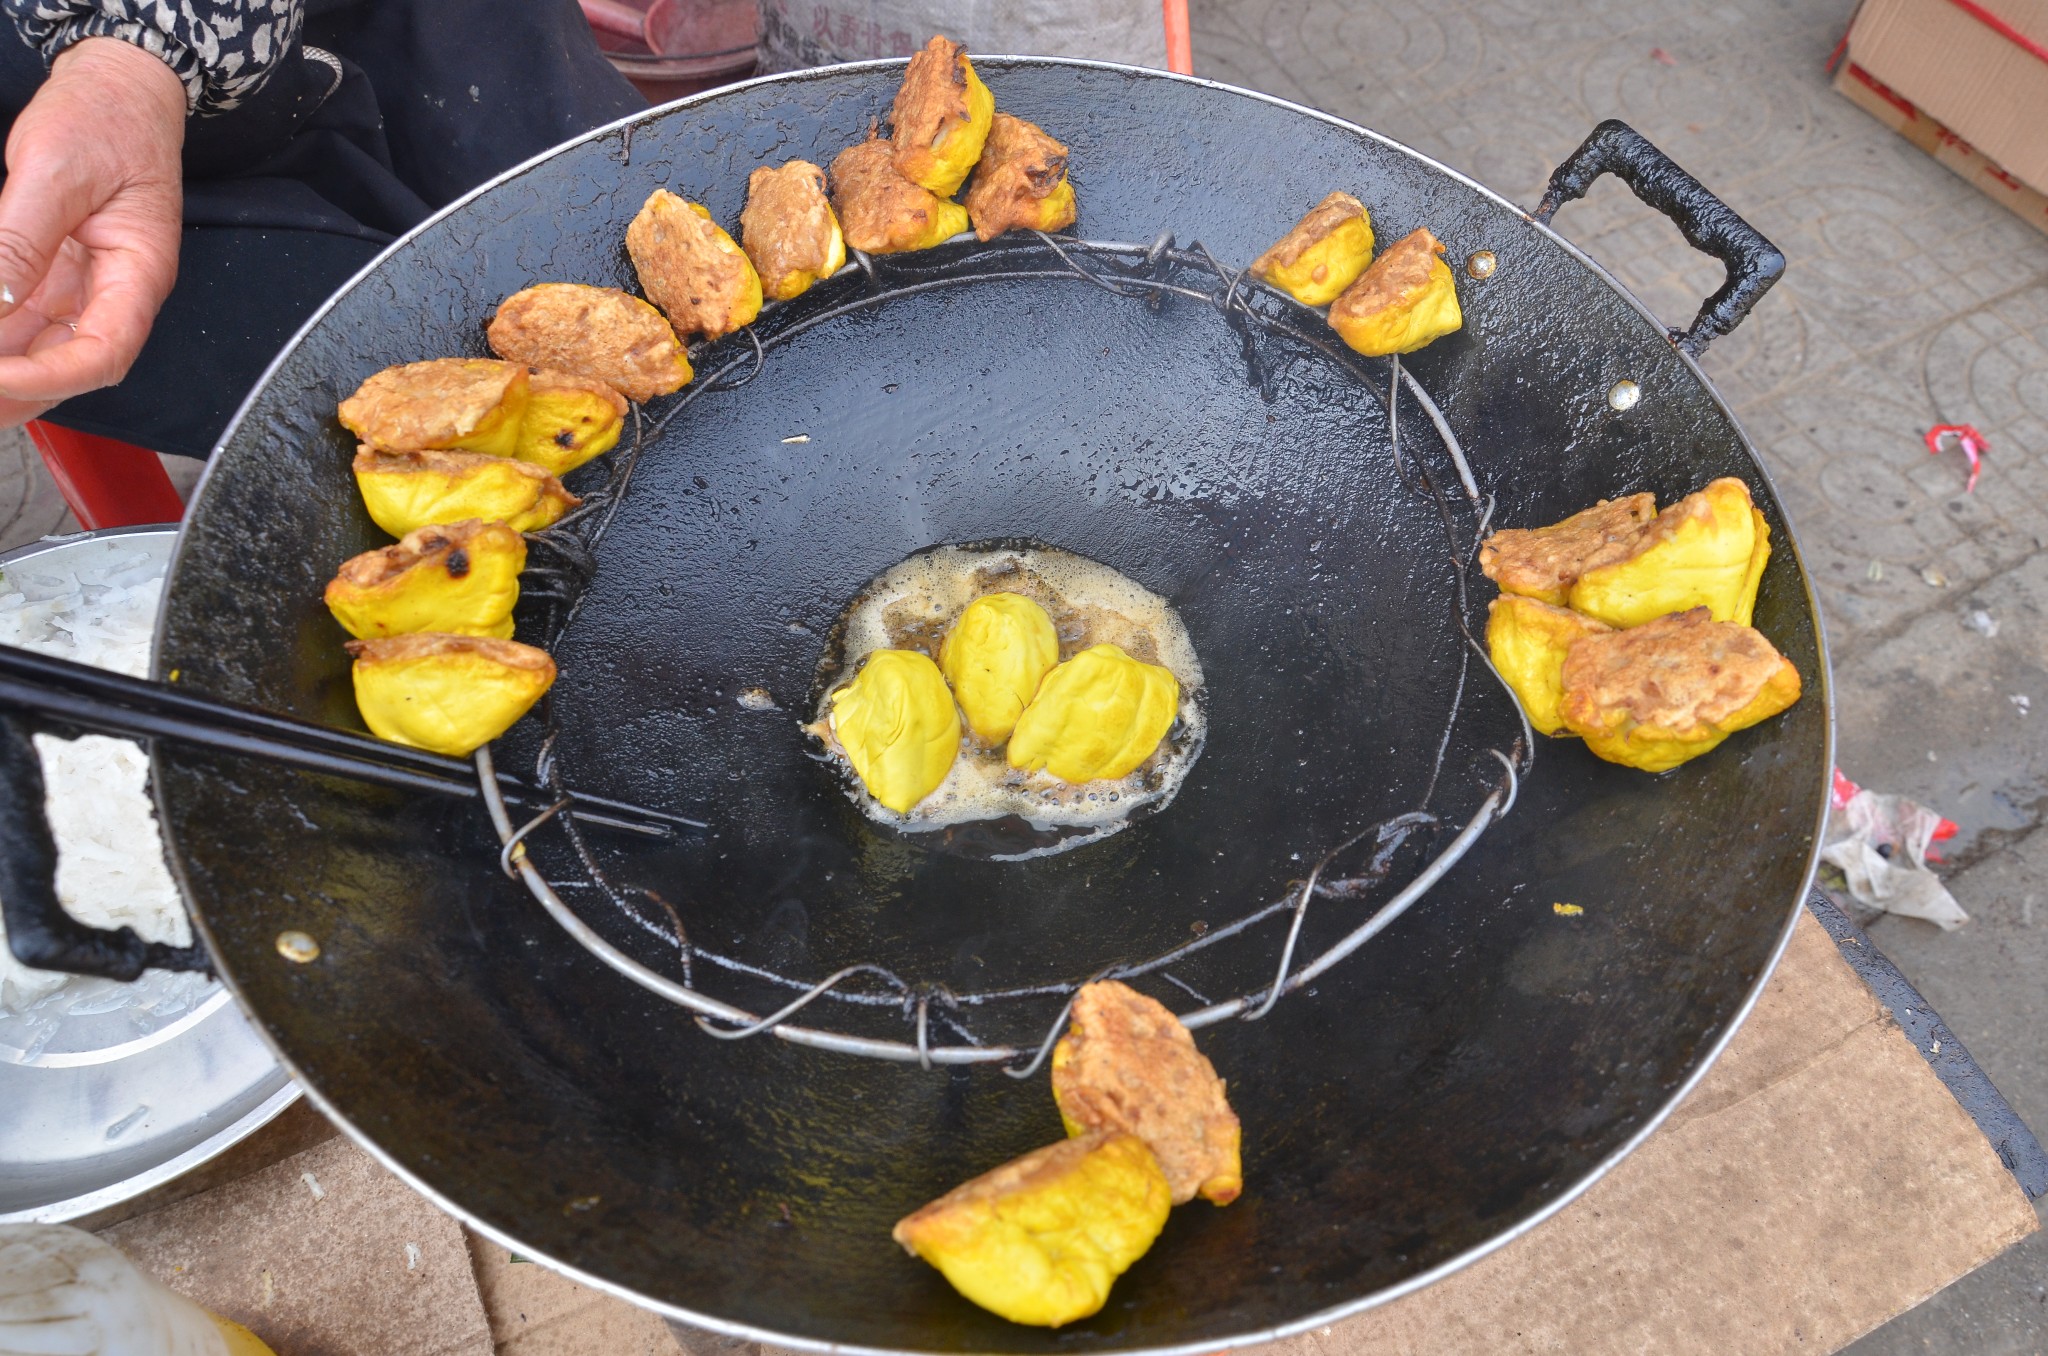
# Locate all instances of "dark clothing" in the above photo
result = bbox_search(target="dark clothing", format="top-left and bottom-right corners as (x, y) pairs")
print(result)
(0, 0), (645, 458)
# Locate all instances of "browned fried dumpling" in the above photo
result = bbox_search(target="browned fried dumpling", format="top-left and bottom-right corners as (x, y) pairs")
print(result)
(338, 358), (529, 457)
(1050, 979), (1242, 1206)
(888, 35), (994, 197)
(486, 283), (691, 403)
(963, 113), (1077, 242)
(1557, 607), (1803, 772)
(1327, 226), (1463, 356)
(1478, 493), (1658, 606)
(828, 136), (969, 255)
(740, 161), (847, 302)
(624, 189), (763, 340)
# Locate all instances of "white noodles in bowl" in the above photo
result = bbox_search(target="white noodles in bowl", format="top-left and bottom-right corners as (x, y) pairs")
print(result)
(0, 543), (214, 1063)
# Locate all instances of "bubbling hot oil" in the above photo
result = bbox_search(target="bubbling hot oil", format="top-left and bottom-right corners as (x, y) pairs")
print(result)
(807, 543), (1206, 859)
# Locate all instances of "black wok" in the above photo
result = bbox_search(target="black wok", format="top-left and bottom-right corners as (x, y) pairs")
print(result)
(142, 60), (1828, 1353)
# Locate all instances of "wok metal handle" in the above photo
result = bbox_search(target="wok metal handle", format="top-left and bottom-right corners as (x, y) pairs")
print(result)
(0, 713), (212, 980)
(1534, 118), (1784, 357)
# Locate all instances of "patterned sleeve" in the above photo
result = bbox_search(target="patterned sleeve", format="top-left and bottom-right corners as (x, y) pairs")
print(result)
(5, 0), (304, 117)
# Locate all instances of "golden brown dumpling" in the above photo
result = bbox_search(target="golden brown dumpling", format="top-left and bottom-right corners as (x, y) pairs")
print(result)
(352, 447), (578, 537)
(1568, 478), (1769, 628)
(888, 35), (994, 197)
(625, 189), (764, 340)
(740, 160), (848, 302)
(324, 518), (526, 640)
(962, 113), (1076, 242)
(1328, 227), (1462, 357)
(1249, 191), (1375, 307)
(514, 369), (626, 476)
(1485, 594), (1612, 737)
(486, 283), (691, 402)
(830, 136), (970, 255)
(338, 358), (529, 457)
(1479, 494), (1659, 607)
(892, 1131), (1170, 1328)
(1558, 607), (1802, 772)
(1051, 980), (1242, 1206)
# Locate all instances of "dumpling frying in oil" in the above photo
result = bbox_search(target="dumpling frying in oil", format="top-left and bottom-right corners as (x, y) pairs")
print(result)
(829, 648), (961, 812)
(939, 592), (1059, 744)
(1008, 644), (1178, 784)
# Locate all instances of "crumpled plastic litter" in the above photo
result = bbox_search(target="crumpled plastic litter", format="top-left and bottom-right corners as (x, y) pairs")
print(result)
(1821, 769), (1967, 929)
(1924, 423), (1987, 493)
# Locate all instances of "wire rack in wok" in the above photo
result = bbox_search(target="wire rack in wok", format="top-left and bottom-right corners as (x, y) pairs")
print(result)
(472, 230), (1534, 1072)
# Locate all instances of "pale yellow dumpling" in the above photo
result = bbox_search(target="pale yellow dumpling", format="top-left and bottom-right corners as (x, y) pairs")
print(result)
(830, 649), (961, 812)
(1008, 644), (1179, 783)
(939, 592), (1060, 743)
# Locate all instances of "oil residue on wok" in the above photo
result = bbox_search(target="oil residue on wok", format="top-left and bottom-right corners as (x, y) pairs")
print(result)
(807, 542), (1206, 859)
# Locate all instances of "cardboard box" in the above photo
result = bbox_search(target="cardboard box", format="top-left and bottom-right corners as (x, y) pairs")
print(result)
(1832, 60), (2048, 237)
(1840, 0), (2048, 194)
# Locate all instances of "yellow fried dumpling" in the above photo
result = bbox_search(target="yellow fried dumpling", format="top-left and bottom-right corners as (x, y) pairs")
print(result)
(1558, 607), (1802, 773)
(325, 518), (526, 640)
(347, 633), (556, 756)
(1478, 493), (1658, 607)
(1568, 478), (1765, 628)
(626, 189), (764, 340)
(962, 113), (1077, 242)
(352, 448), (579, 537)
(1328, 227), (1462, 357)
(515, 369), (627, 476)
(1051, 980), (1243, 1206)
(889, 35), (995, 197)
(487, 282), (692, 403)
(892, 1131), (1171, 1328)
(1250, 191), (1375, 306)
(1008, 644), (1179, 783)
(830, 136), (970, 255)
(939, 592), (1059, 743)
(338, 358), (530, 457)
(1485, 594), (1612, 737)
(829, 649), (961, 812)
(740, 160), (847, 302)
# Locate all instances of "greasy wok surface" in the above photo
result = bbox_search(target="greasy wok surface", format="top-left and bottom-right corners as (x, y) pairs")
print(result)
(154, 60), (1828, 1352)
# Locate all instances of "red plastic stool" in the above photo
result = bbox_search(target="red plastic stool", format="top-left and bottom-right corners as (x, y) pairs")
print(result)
(24, 421), (185, 528)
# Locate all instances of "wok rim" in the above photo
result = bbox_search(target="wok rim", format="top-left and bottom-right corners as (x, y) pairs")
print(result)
(155, 56), (1836, 1352)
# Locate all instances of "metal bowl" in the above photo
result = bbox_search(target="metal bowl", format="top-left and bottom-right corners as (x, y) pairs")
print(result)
(0, 526), (294, 1223)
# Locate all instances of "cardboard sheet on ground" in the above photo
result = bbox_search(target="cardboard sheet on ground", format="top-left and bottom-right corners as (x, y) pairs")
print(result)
(96, 911), (2036, 1355)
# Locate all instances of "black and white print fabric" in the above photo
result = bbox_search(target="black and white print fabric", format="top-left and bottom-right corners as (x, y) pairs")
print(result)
(6, 0), (303, 116)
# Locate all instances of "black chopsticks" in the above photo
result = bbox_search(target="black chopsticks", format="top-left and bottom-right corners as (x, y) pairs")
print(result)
(0, 643), (703, 839)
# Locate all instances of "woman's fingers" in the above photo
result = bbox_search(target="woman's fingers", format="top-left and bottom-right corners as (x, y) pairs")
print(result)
(0, 153), (94, 319)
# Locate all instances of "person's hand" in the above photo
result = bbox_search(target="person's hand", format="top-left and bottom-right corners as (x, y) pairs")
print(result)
(0, 37), (184, 426)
